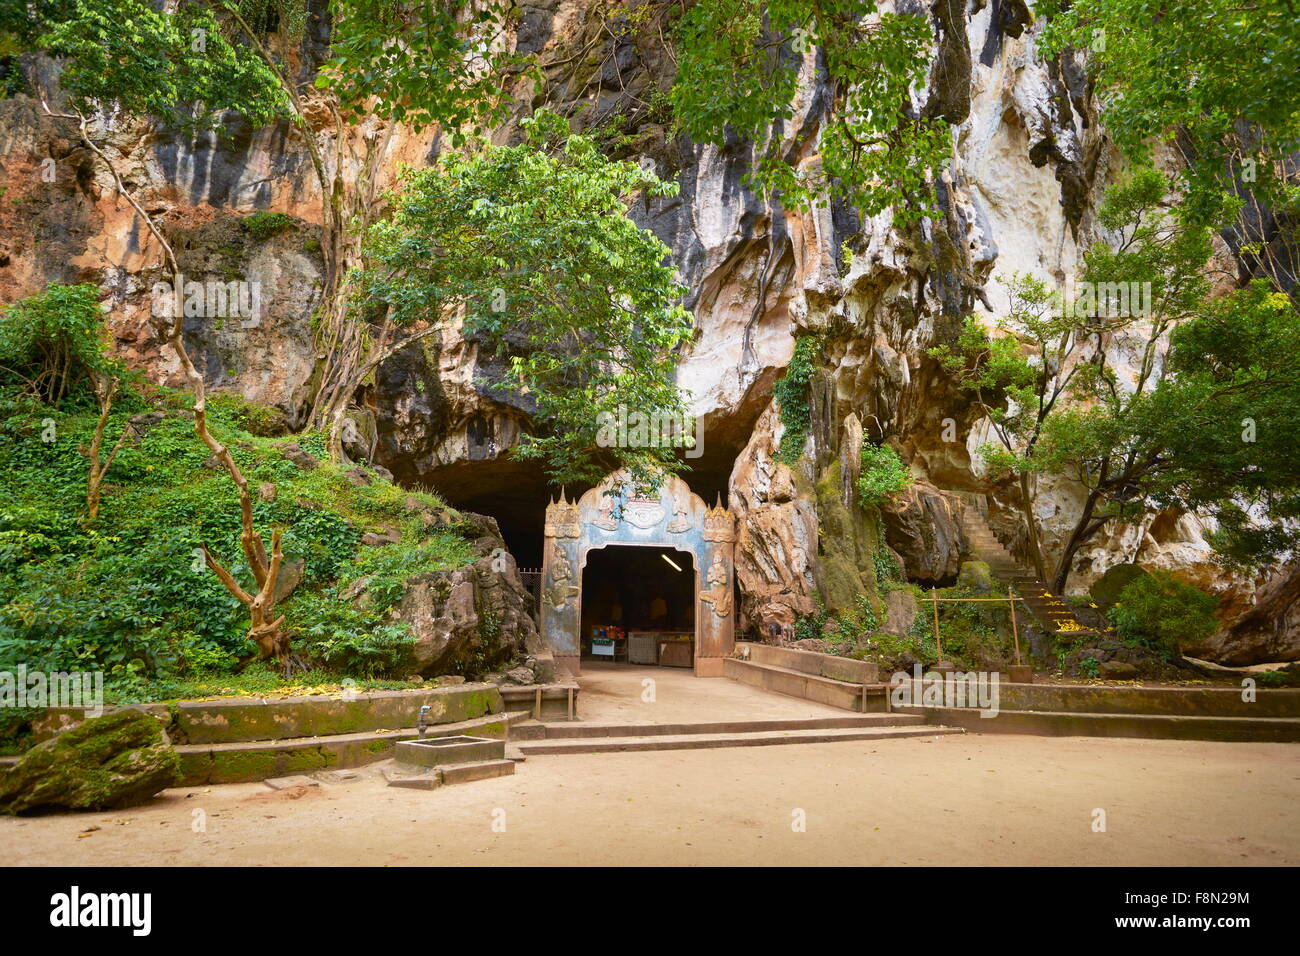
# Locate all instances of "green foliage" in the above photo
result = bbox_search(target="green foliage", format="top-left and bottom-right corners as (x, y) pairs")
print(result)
(0, 283), (119, 407)
(241, 210), (295, 241)
(292, 601), (414, 679)
(856, 444), (912, 509)
(1108, 571), (1219, 657)
(793, 594), (879, 648)
(33, 0), (287, 133)
(0, 53), (23, 98)
(671, 0), (948, 221)
(359, 109), (694, 486)
(1137, 281), (1300, 568)
(873, 543), (902, 588)
(773, 334), (819, 463)
(205, 392), (285, 437)
(931, 587), (1017, 671)
(1257, 671), (1295, 689)
(1041, 0), (1300, 230)
(791, 603), (828, 644)
(0, 370), (476, 698)
(318, 0), (527, 140)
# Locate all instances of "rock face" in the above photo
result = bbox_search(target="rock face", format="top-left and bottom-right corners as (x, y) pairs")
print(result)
(0, 710), (181, 813)
(0, 2), (1290, 664)
(881, 482), (969, 585)
(729, 405), (818, 641)
(385, 514), (546, 677)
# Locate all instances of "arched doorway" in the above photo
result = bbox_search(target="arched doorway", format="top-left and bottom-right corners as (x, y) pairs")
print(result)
(580, 545), (697, 665)
(539, 470), (736, 676)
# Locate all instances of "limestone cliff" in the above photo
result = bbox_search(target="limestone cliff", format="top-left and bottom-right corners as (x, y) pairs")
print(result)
(1, 0), (1293, 664)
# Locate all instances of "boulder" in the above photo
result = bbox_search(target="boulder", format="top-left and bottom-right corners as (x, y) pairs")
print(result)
(1089, 563), (1149, 609)
(361, 527), (402, 547)
(957, 559), (995, 595)
(880, 481), (968, 584)
(385, 529), (544, 677)
(0, 710), (180, 814)
(279, 442), (318, 471)
(1098, 660), (1139, 680)
(882, 588), (919, 637)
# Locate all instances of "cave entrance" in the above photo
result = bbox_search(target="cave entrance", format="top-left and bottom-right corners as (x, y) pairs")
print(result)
(539, 470), (736, 677)
(413, 456), (575, 569)
(580, 545), (697, 666)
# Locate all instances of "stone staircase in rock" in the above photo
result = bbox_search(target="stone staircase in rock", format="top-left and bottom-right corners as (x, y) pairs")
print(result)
(960, 509), (1098, 637)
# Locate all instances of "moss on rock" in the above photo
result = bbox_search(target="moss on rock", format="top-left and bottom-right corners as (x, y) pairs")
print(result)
(0, 710), (180, 813)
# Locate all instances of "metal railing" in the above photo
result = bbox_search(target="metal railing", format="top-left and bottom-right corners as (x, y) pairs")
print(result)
(925, 589), (1028, 667)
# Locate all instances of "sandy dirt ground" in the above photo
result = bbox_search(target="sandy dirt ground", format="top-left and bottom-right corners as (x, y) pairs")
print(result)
(4, 733), (1297, 866)
(574, 662), (855, 722)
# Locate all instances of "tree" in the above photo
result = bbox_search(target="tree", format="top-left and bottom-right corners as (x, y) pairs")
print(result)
(933, 168), (1216, 591)
(1135, 281), (1300, 570)
(1040, 0), (1300, 289)
(670, 0), (949, 221)
(83, 374), (130, 525)
(354, 109), (694, 487)
(18, 0), (303, 669)
(228, 0), (530, 442)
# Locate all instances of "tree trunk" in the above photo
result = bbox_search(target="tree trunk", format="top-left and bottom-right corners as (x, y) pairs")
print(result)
(44, 100), (305, 674)
(1051, 490), (1106, 595)
(1018, 471), (1049, 581)
(83, 375), (128, 524)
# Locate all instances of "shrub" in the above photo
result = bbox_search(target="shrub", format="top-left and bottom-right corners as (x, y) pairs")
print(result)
(1108, 570), (1219, 656)
(0, 283), (117, 407)
(856, 444), (912, 508)
(241, 211), (295, 240)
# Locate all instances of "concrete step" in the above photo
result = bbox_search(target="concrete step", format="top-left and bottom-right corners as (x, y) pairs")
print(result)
(516, 724), (964, 755)
(725, 658), (889, 712)
(176, 710), (515, 785)
(440, 759), (515, 784)
(520, 713), (925, 740)
(899, 707), (1300, 742)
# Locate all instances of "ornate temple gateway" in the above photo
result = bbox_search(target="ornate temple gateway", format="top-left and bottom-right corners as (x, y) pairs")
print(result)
(540, 471), (736, 676)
